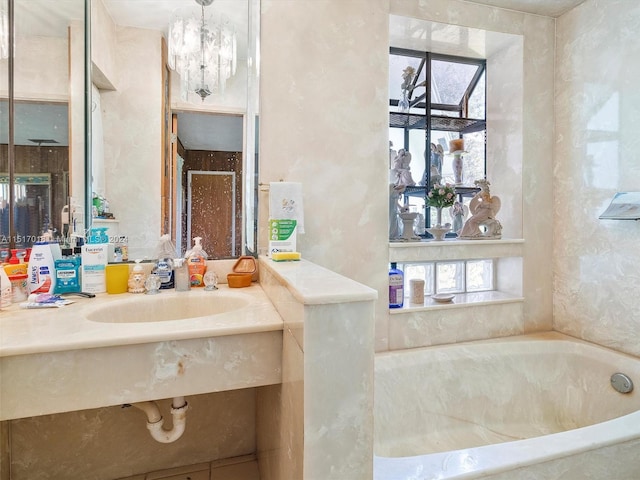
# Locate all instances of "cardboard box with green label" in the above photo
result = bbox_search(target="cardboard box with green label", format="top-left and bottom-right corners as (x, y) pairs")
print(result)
(268, 219), (297, 257)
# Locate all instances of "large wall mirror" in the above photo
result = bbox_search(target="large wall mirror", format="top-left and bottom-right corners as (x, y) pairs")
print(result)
(1, 0), (259, 261)
(0, 0), (85, 257)
(91, 0), (259, 260)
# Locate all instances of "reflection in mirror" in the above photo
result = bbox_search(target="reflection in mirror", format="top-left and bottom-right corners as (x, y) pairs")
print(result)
(0, 0), (85, 258)
(0, 101), (69, 246)
(92, 0), (256, 260)
(173, 111), (243, 258)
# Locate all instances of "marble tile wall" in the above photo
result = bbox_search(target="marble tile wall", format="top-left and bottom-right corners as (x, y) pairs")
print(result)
(389, 301), (524, 350)
(99, 24), (163, 261)
(386, 1), (555, 341)
(259, 0), (392, 350)
(554, 0), (640, 357)
(260, 0), (556, 350)
(256, 258), (376, 480)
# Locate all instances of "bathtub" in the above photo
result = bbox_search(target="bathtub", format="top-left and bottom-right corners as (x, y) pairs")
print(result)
(374, 332), (640, 480)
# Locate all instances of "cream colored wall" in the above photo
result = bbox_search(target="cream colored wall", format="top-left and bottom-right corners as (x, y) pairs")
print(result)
(260, 0), (555, 351)
(100, 25), (163, 259)
(4, 36), (68, 101)
(554, 0), (640, 357)
(259, 0), (391, 350)
(387, 1), (555, 344)
(92, 0), (118, 89)
(390, 0), (555, 346)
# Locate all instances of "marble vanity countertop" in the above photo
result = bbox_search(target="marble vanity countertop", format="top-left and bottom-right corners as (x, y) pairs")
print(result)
(0, 284), (283, 357)
(259, 256), (378, 305)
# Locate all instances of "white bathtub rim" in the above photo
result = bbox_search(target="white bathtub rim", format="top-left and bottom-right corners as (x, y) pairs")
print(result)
(374, 331), (640, 367)
(374, 398), (640, 480)
(374, 332), (640, 479)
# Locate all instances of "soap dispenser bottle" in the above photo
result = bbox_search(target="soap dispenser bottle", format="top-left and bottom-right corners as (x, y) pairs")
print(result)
(185, 237), (208, 287)
(153, 234), (176, 289)
(174, 258), (190, 292)
(128, 260), (147, 293)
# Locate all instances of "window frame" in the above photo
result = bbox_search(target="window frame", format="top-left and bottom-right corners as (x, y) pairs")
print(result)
(389, 48), (487, 236)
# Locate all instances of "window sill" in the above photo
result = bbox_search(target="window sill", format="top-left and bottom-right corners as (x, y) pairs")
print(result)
(389, 238), (524, 262)
(389, 290), (523, 313)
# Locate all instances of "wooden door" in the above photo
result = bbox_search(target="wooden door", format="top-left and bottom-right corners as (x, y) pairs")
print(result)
(187, 171), (236, 258)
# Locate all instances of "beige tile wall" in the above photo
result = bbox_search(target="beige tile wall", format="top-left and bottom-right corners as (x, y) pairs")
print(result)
(554, 0), (640, 356)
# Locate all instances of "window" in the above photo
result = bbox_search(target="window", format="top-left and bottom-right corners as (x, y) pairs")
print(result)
(389, 49), (486, 236)
(400, 259), (495, 297)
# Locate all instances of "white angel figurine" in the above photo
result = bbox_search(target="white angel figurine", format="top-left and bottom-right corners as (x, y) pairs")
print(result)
(450, 200), (468, 235)
(458, 179), (502, 239)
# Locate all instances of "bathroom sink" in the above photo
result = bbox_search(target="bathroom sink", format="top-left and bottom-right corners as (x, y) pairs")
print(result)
(86, 291), (253, 323)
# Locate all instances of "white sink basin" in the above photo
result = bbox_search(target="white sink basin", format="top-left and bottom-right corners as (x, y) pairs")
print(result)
(86, 291), (253, 323)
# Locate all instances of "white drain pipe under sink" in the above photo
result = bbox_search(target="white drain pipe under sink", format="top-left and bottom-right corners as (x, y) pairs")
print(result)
(129, 397), (188, 443)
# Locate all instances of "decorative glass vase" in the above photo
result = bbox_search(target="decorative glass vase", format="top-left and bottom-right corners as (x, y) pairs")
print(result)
(452, 153), (464, 185)
(426, 206), (451, 241)
(436, 207), (443, 227)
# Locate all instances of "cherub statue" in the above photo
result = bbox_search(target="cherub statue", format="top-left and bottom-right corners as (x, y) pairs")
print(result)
(458, 179), (502, 239)
(400, 66), (416, 92)
(389, 183), (406, 240)
(391, 148), (415, 186)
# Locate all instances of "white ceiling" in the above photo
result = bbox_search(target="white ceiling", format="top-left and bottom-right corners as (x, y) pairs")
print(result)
(176, 112), (243, 152)
(463, 0), (586, 17)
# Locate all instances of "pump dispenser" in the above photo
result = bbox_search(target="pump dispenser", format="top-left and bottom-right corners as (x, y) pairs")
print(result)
(173, 258), (190, 292)
(154, 234), (176, 289)
(185, 237), (208, 287)
(128, 260), (147, 293)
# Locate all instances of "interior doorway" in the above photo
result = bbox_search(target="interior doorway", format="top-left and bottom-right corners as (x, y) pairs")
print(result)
(170, 112), (243, 258)
(187, 171), (236, 258)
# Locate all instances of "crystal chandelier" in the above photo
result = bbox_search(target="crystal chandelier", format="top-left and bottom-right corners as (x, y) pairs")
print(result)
(168, 0), (237, 102)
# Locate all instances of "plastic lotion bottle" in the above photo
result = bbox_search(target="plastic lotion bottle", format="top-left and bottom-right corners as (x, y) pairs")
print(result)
(389, 262), (404, 308)
(28, 240), (57, 294)
(186, 237), (208, 287)
(82, 228), (108, 293)
(0, 265), (11, 307)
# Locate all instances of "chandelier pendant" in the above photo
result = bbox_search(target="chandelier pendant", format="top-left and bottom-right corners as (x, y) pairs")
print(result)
(168, 0), (237, 103)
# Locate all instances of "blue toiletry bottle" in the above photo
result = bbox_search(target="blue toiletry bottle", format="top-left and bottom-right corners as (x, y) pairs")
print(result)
(389, 262), (404, 308)
(53, 248), (81, 294)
